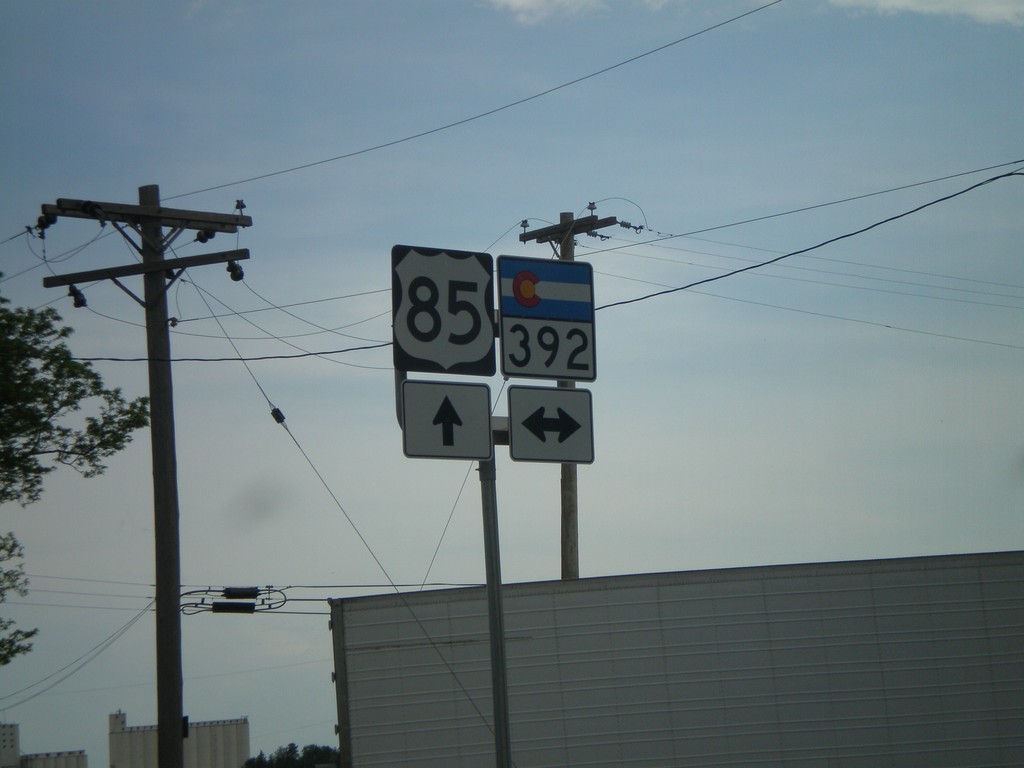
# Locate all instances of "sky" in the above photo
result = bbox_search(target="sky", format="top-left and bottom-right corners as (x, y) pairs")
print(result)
(1, 0), (1022, 763)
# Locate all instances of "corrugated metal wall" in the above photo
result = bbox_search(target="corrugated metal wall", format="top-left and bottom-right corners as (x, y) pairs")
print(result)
(330, 551), (1023, 767)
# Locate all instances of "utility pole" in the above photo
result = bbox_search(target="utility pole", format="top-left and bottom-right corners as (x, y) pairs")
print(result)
(520, 210), (617, 579)
(41, 186), (252, 768)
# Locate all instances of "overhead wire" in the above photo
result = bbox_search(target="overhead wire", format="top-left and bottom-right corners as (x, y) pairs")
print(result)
(610, 234), (1024, 296)
(599, 268), (1024, 352)
(163, 0), (784, 202)
(596, 169), (1024, 312)
(29, 164), (1023, 362)
(179, 277), (391, 369)
(591, 158), (1024, 255)
(184, 274), (280, 410)
(0, 599), (154, 710)
(240, 280), (386, 344)
(175, 288), (390, 325)
(592, 237), (1024, 309)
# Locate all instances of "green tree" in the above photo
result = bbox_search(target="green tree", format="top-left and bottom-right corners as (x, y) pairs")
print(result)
(0, 532), (36, 664)
(243, 744), (339, 768)
(0, 292), (149, 506)
(0, 284), (150, 663)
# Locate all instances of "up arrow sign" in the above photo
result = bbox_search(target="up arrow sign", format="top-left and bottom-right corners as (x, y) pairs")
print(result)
(522, 406), (580, 443)
(402, 380), (492, 460)
(508, 386), (594, 464)
(433, 396), (463, 446)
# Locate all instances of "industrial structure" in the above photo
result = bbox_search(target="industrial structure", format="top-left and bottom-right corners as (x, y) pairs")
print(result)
(109, 712), (249, 768)
(0, 724), (86, 768)
(330, 550), (1023, 767)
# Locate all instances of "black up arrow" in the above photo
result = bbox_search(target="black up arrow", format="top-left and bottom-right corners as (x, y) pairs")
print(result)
(433, 396), (462, 446)
(522, 407), (580, 443)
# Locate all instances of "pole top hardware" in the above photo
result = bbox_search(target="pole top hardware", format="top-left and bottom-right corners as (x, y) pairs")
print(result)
(43, 198), (253, 234)
(519, 215), (618, 245)
(41, 249), (250, 288)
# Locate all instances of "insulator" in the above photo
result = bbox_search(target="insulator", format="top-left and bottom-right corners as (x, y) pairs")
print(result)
(223, 586), (260, 599)
(69, 286), (87, 308)
(211, 601), (256, 614)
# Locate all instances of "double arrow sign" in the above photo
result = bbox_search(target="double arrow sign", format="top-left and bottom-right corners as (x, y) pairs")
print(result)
(402, 381), (593, 464)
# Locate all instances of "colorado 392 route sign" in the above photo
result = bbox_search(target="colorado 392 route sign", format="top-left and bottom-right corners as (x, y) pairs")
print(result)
(498, 255), (595, 382)
(392, 245), (496, 376)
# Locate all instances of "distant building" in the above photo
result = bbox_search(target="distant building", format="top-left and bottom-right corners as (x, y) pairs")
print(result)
(19, 754), (87, 768)
(109, 712), (249, 768)
(0, 725), (86, 768)
(0, 725), (18, 768)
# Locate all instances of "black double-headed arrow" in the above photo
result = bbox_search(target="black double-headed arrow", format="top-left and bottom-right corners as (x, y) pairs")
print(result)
(522, 406), (580, 443)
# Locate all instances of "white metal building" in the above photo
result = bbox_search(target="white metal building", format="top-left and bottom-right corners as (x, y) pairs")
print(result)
(0, 725), (19, 768)
(108, 711), (249, 768)
(330, 550), (1023, 767)
(0, 725), (86, 768)
(19, 753), (87, 768)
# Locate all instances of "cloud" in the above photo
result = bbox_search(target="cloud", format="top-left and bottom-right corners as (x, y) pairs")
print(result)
(829, 0), (1024, 26)
(493, 0), (1024, 27)
(490, 0), (608, 24)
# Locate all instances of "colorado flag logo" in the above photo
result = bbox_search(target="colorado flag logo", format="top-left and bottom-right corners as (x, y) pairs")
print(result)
(498, 256), (594, 322)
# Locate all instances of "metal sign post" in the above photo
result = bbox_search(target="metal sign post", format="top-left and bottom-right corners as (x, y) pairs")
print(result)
(479, 457), (512, 768)
(391, 234), (611, 763)
(391, 245), (511, 768)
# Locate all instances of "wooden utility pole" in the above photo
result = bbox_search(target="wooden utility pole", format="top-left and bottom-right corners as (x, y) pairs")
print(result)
(42, 187), (252, 768)
(520, 211), (617, 579)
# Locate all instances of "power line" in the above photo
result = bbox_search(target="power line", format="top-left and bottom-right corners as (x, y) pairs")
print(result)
(164, 0), (783, 201)
(176, 288), (390, 324)
(72, 341), (391, 363)
(181, 276), (391, 369)
(696, 290), (1024, 351)
(0, 599), (154, 709)
(186, 275), (279, 410)
(596, 239), (1024, 308)
(610, 234), (1024, 295)
(596, 170), (1024, 311)
(599, 269), (1024, 351)
(8, 601), (154, 612)
(583, 158), (1024, 257)
(241, 280), (386, 343)
(69, 170), (1023, 361)
(26, 573), (153, 587)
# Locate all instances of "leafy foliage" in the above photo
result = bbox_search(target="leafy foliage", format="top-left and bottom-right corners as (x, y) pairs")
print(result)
(244, 744), (339, 768)
(0, 532), (37, 664)
(0, 290), (149, 506)
(0, 284), (150, 663)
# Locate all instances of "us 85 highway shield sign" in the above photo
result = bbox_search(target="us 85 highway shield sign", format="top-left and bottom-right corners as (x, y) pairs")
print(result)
(392, 245), (496, 376)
